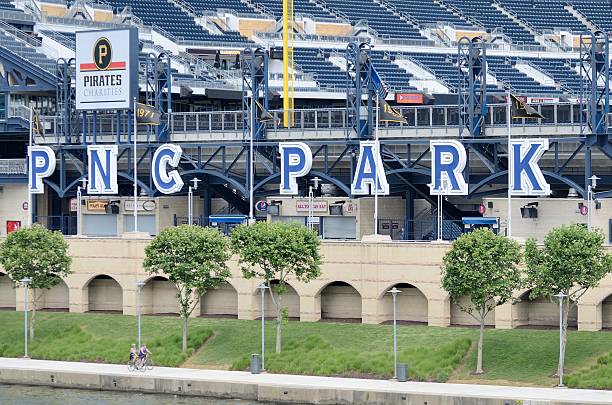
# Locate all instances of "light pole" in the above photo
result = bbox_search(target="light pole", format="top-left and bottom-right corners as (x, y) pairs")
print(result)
(308, 177), (321, 231)
(188, 177), (201, 226)
(258, 282), (270, 370)
(587, 175), (599, 231)
(20, 277), (31, 358)
(554, 291), (568, 387)
(136, 281), (145, 349)
(388, 287), (401, 379)
(76, 178), (88, 236)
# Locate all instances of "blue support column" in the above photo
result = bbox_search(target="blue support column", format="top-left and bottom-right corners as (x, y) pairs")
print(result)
(404, 189), (415, 240)
(92, 111), (97, 144)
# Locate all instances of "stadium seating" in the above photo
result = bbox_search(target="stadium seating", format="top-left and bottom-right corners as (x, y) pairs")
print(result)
(526, 58), (581, 94)
(0, 0), (16, 10)
(322, 0), (425, 40)
(487, 56), (560, 95)
(0, 31), (57, 74)
(251, 0), (335, 19)
(370, 51), (415, 91)
(105, 0), (250, 42)
(498, 0), (586, 33)
(184, 0), (258, 15)
(294, 48), (345, 89)
(445, 0), (537, 45)
(387, 0), (471, 28)
(569, 0), (612, 32)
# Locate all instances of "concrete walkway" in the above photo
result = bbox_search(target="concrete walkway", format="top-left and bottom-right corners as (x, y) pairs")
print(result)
(0, 357), (611, 404)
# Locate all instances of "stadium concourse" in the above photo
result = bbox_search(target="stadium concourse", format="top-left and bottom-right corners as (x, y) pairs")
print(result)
(1, 0), (612, 332)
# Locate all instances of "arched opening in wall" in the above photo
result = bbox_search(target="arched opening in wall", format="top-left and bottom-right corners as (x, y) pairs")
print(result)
(0, 273), (15, 310)
(38, 279), (69, 312)
(87, 275), (123, 313)
(319, 281), (362, 323)
(450, 296), (496, 327)
(380, 283), (428, 325)
(200, 281), (238, 318)
(515, 291), (577, 328)
(259, 280), (300, 321)
(141, 276), (179, 316)
(602, 294), (612, 329)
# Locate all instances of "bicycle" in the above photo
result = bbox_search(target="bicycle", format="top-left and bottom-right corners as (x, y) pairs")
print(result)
(127, 357), (137, 372)
(132, 356), (153, 372)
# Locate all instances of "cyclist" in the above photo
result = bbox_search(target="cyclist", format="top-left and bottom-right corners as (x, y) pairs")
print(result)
(129, 344), (137, 362)
(138, 344), (152, 362)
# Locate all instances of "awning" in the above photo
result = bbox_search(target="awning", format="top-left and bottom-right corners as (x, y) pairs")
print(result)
(462, 217), (498, 225)
(209, 215), (248, 224)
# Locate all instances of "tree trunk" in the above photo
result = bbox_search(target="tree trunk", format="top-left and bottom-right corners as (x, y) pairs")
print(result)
(29, 288), (38, 341)
(182, 315), (188, 353)
(475, 316), (485, 374)
(275, 293), (283, 353)
(557, 296), (571, 378)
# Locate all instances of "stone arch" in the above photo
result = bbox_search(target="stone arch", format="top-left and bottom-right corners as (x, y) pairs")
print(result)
(0, 272), (15, 310)
(599, 292), (612, 329)
(378, 283), (428, 324)
(86, 274), (123, 313)
(253, 280), (301, 320)
(515, 290), (577, 328)
(318, 281), (362, 322)
(201, 281), (239, 318)
(450, 295), (496, 327)
(141, 276), (179, 315)
(38, 278), (69, 311)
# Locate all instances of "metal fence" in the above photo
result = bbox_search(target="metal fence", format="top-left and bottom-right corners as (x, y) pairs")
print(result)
(35, 215), (77, 235)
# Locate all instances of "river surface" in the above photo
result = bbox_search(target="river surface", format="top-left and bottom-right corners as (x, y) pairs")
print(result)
(0, 384), (283, 405)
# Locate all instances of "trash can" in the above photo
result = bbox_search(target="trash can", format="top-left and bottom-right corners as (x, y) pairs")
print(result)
(250, 354), (261, 374)
(396, 363), (408, 382)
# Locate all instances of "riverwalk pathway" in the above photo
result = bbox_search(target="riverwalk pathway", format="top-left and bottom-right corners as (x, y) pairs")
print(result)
(0, 357), (610, 404)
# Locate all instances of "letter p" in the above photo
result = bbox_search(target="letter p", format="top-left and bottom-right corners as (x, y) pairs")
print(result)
(280, 142), (312, 195)
(29, 146), (56, 194)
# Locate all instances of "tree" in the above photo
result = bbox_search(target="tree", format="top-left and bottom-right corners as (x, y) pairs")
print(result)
(0, 224), (71, 340)
(525, 224), (612, 378)
(143, 225), (231, 352)
(441, 228), (522, 374)
(231, 221), (321, 353)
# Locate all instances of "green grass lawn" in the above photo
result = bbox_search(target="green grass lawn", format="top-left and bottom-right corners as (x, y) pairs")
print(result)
(1, 311), (612, 388)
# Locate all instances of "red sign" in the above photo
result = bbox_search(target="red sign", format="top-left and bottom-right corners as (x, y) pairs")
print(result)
(478, 204), (486, 215)
(580, 205), (588, 216)
(6, 221), (21, 234)
(395, 93), (425, 105)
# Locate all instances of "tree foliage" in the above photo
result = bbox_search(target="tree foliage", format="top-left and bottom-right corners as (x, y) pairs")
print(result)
(143, 225), (231, 352)
(231, 221), (322, 352)
(0, 224), (72, 339)
(441, 228), (522, 374)
(525, 224), (612, 377)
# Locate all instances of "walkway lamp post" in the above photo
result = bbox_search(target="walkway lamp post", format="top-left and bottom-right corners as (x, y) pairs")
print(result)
(587, 175), (599, 231)
(76, 178), (87, 236)
(188, 177), (200, 226)
(20, 277), (31, 358)
(258, 282), (270, 370)
(388, 287), (401, 379)
(136, 281), (145, 349)
(308, 177), (321, 231)
(554, 291), (568, 387)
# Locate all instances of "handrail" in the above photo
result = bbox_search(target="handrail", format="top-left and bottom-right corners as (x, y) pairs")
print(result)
(38, 29), (76, 50)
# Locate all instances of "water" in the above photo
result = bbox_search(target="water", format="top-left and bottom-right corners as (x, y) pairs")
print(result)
(0, 384), (270, 405)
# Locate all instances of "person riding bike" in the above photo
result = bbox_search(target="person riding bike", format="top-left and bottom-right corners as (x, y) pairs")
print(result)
(138, 344), (151, 360)
(129, 344), (137, 362)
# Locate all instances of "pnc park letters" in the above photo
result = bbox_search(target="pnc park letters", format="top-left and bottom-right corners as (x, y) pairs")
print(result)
(29, 139), (551, 197)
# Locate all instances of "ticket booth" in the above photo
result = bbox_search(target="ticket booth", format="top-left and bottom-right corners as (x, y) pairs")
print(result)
(462, 217), (500, 234)
(209, 214), (248, 235)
